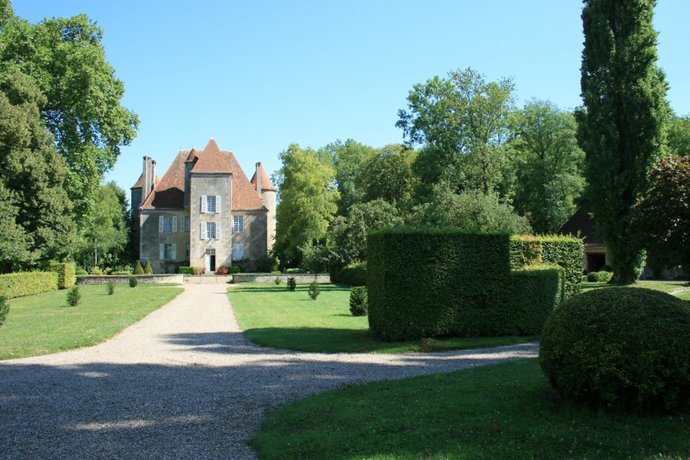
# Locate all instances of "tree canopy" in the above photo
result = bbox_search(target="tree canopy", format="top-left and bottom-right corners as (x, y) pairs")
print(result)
(576, 0), (669, 284)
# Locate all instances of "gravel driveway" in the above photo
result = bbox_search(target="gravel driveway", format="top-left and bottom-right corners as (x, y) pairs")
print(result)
(0, 283), (538, 459)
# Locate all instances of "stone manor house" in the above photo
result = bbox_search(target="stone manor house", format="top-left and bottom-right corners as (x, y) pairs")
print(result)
(130, 139), (276, 273)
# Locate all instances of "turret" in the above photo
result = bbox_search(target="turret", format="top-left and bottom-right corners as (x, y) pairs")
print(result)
(253, 162), (277, 250)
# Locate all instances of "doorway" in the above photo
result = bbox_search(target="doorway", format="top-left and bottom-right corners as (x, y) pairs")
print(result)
(205, 248), (216, 272)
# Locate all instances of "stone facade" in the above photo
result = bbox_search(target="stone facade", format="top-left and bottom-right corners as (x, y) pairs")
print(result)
(131, 139), (276, 274)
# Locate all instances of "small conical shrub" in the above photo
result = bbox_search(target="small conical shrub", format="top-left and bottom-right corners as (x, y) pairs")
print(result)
(287, 277), (296, 291)
(308, 281), (320, 300)
(106, 281), (115, 295)
(134, 260), (144, 275)
(67, 286), (81, 306)
(349, 287), (368, 316)
(144, 261), (153, 274)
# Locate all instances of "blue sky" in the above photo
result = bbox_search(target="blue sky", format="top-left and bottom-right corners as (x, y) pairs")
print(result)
(14, 1), (690, 194)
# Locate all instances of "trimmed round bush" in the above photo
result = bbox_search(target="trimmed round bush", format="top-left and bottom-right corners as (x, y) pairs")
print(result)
(129, 276), (138, 288)
(587, 271), (613, 283)
(286, 277), (296, 291)
(540, 288), (690, 414)
(66, 286), (81, 307)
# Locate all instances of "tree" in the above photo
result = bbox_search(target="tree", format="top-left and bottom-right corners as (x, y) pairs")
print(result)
(76, 182), (129, 270)
(274, 144), (339, 264)
(0, 183), (31, 272)
(397, 68), (514, 194)
(0, 13), (139, 215)
(510, 101), (585, 233)
(633, 156), (690, 271)
(667, 115), (690, 156)
(359, 144), (417, 208)
(0, 67), (76, 267)
(408, 182), (531, 234)
(576, 0), (670, 284)
(322, 139), (376, 215)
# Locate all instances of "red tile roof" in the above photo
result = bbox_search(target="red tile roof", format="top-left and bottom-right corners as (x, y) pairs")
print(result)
(251, 162), (277, 192)
(131, 173), (144, 189)
(140, 139), (267, 211)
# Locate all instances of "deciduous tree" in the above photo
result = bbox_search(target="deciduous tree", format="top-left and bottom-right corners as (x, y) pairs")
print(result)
(576, 0), (669, 284)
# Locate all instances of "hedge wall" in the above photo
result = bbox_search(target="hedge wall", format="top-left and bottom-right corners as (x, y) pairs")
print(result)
(510, 235), (583, 299)
(0, 272), (59, 299)
(331, 262), (367, 286)
(367, 229), (563, 342)
(49, 262), (76, 289)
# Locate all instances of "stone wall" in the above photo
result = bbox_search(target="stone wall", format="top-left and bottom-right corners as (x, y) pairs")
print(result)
(232, 211), (268, 261)
(140, 210), (189, 273)
(190, 173), (233, 271)
(77, 274), (184, 285)
(231, 273), (330, 283)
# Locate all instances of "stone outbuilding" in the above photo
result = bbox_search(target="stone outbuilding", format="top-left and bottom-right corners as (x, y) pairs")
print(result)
(131, 139), (276, 273)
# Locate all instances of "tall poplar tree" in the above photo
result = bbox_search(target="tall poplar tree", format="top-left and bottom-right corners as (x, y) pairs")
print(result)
(576, 0), (669, 284)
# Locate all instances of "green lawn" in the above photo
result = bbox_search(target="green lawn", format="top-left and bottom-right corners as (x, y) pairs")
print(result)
(582, 279), (690, 295)
(251, 359), (690, 459)
(228, 283), (536, 353)
(0, 284), (182, 360)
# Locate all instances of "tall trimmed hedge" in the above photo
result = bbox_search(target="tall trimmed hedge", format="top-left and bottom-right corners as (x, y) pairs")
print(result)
(510, 235), (584, 299)
(49, 262), (76, 289)
(367, 229), (563, 342)
(0, 272), (58, 299)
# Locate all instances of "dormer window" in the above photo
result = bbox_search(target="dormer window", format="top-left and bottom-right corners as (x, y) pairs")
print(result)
(201, 195), (221, 214)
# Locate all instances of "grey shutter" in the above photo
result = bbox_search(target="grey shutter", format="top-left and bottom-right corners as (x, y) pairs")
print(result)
(172, 216), (178, 233)
(158, 215), (164, 233)
(216, 195), (221, 214)
(171, 244), (177, 260)
(159, 243), (165, 260)
(200, 222), (207, 240)
(201, 195), (207, 213)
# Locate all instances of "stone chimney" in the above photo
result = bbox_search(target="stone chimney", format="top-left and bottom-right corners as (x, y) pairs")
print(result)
(142, 156), (156, 203)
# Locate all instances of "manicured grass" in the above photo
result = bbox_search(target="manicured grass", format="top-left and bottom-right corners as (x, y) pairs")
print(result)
(582, 279), (690, 295)
(0, 284), (182, 360)
(251, 359), (690, 459)
(228, 283), (536, 353)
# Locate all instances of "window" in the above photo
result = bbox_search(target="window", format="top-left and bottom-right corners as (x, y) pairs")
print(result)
(158, 215), (177, 234)
(233, 215), (244, 233)
(184, 216), (190, 232)
(232, 243), (245, 261)
(201, 195), (221, 214)
(201, 221), (218, 240)
(159, 243), (177, 260)
(185, 243), (190, 258)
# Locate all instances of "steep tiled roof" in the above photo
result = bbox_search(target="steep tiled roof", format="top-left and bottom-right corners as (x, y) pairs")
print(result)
(251, 162), (277, 192)
(191, 139), (231, 174)
(560, 207), (602, 244)
(141, 151), (188, 209)
(131, 173), (144, 189)
(139, 139), (266, 211)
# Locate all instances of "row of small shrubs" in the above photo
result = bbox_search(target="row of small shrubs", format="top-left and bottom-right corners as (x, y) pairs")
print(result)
(330, 262), (367, 286)
(49, 262), (76, 289)
(586, 270), (613, 283)
(0, 272), (58, 299)
(510, 235), (584, 300)
(133, 260), (154, 275)
(367, 229), (563, 341)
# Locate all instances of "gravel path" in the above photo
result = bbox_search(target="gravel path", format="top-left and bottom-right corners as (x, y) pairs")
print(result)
(0, 283), (538, 459)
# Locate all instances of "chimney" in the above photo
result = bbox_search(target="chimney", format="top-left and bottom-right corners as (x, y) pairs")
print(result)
(142, 156), (156, 204)
(255, 162), (263, 192)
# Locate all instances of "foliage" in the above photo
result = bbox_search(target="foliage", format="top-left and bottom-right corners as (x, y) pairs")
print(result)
(331, 262), (367, 287)
(349, 286), (368, 316)
(541, 288), (690, 413)
(0, 68), (76, 268)
(510, 235), (584, 299)
(274, 144), (339, 264)
(192, 266), (204, 276)
(106, 281), (115, 295)
(229, 283), (536, 353)
(75, 182), (129, 270)
(322, 139), (376, 215)
(667, 115), (690, 156)
(274, 277), (282, 285)
(509, 101), (585, 233)
(307, 281), (320, 300)
(144, 261), (153, 274)
(66, 286), (80, 306)
(255, 254), (279, 273)
(178, 266), (193, 275)
(48, 262), (76, 289)
(0, 285), (182, 359)
(250, 360), (690, 460)
(587, 271), (613, 283)
(398, 67), (514, 193)
(75, 267), (87, 276)
(128, 276), (137, 288)
(0, 271), (58, 298)
(358, 144), (417, 206)
(367, 229), (562, 341)
(576, 0), (670, 284)
(133, 260), (144, 275)
(409, 183), (531, 234)
(633, 156), (690, 271)
(0, 13), (139, 215)
(0, 295), (8, 327)
(286, 277), (296, 291)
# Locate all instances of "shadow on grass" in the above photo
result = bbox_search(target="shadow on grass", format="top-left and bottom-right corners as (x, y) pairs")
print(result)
(231, 284), (350, 293)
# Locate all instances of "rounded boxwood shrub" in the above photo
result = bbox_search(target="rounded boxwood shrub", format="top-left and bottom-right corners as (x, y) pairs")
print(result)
(66, 286), (81, 307)
(286, 277), (297, 291)
(129, 276), (138, 288)
(540, 288), (690, 414)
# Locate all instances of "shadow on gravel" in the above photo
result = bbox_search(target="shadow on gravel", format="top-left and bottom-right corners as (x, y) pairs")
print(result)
(0, 340), (537, 458)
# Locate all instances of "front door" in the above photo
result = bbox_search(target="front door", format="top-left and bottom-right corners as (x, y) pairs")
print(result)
(205, 249), (216, 272)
